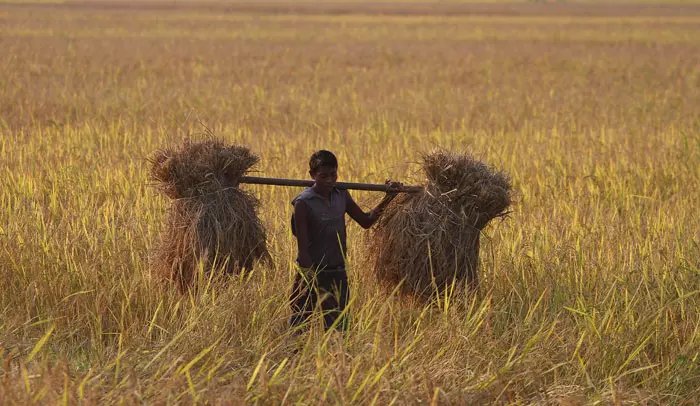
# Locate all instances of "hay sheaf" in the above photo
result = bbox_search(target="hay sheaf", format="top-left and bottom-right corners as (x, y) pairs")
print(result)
(149, 139), (258, 199)
(149, 139), (270, 292)
(370, 151), (511, 297)
(422, 151), (511, 230)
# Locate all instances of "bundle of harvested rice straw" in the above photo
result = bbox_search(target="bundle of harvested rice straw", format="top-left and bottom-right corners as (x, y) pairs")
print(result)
(369, 150), (511, 298)
(149, 139), (270, 292)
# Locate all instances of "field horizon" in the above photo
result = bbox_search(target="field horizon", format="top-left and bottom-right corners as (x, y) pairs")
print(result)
(1, 1), (698, 404)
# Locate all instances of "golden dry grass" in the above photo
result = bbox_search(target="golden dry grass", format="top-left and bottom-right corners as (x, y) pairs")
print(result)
(1, 1), (699, 404)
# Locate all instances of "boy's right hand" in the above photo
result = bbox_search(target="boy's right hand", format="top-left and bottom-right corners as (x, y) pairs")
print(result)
(298, 253), (314, 269)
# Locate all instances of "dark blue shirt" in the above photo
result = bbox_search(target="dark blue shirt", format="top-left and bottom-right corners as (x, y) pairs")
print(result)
(292, 188), (355, 270)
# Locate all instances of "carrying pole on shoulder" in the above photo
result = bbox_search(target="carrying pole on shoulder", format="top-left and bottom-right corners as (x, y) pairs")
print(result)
(239, 176), (422, 193)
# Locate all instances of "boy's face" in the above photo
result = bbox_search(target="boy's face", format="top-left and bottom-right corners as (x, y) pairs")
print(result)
(310, 165), (338, 193)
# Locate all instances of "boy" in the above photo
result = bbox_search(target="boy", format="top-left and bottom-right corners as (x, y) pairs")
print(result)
(290, 150), (401, 331)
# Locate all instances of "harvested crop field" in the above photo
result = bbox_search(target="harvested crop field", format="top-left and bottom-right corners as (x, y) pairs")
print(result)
(1, 1), (699, 404)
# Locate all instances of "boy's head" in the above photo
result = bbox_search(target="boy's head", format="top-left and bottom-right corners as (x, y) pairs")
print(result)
(309, 150), (338, 175)
(309, 150), (338, 191)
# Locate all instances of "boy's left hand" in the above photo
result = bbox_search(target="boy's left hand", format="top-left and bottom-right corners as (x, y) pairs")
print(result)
(368, 180), (404, 224)
(385, 179), (403, 198)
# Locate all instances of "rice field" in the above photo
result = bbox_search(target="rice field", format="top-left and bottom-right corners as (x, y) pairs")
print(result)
(1, 1), (699, 404)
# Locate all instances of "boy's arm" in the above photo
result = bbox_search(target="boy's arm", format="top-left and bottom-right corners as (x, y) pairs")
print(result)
(346, 181), (402, 229)
(294, 201), (314, 268)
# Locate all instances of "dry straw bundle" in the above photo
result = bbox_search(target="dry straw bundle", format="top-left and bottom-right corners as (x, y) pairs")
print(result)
(149, 139), (270, 292)
(370, 150), (511, 298)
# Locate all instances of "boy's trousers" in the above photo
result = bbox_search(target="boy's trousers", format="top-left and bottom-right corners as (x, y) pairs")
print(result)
(289, 267), (349, 331)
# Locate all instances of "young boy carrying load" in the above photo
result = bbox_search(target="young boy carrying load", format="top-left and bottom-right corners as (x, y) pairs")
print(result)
(290, 150), (402, 331)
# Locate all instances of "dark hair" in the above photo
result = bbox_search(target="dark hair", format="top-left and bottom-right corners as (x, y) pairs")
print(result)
(309, 150), (338, 174)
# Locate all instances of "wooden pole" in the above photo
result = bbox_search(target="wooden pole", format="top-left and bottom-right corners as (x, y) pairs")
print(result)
(239, 176), (422, 193)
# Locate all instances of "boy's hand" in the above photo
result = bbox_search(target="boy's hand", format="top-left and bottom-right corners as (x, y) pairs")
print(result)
(363, 180), (405, 226)
(385, 179), (403, 199)
(298, 254), (314, 269)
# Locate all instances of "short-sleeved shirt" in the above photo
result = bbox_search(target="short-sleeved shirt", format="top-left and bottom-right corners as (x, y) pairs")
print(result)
(291, 187), (355, 270)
